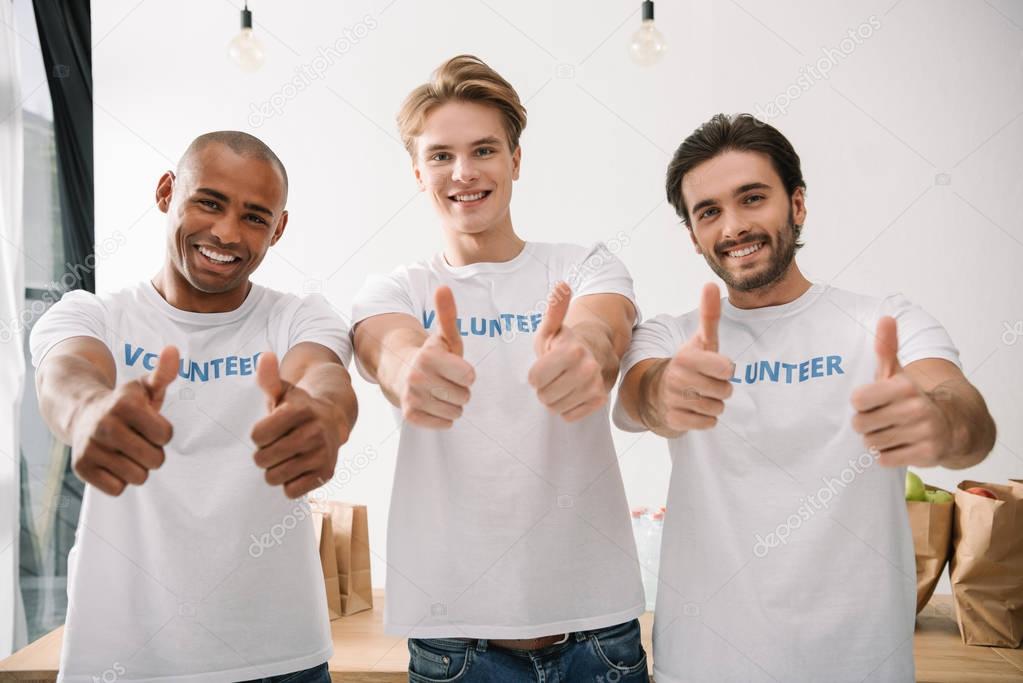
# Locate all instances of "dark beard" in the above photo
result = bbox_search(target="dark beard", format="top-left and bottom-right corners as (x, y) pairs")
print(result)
(704, 209), (799, 292)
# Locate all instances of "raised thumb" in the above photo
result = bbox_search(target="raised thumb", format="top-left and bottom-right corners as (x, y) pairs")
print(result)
(142, 346), (179, 406)
(257, 352), (286, 405)
(875, 316), (902, 380)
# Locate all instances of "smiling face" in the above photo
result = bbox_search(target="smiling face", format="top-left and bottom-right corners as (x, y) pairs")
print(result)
(412, 100), (520, 236)
(682, 149), (806, 292)
(156, 143), (288, 297)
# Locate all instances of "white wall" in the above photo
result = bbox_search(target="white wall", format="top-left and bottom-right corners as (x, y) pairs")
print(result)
(93, 0), (1023, 592)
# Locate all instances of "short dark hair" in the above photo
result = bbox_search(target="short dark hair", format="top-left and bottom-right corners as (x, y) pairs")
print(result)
(179, 131), (289, 204)
(665, 113), (805, 227)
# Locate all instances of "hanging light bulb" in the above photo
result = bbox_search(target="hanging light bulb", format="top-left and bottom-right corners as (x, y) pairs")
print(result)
(630, 0), (667, 66)
(229, 2), (264, 71)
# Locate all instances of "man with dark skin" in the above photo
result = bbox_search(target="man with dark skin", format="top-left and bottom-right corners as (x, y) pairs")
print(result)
(31, 132), (354, 682)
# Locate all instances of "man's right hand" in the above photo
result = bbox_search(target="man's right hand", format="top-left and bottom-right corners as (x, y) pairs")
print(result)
(398, 286), (475, 429)
(70, 346), (178, 496)
(648, 283), (734, 432)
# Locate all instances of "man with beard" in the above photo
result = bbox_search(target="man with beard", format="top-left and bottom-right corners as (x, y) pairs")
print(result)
(614, 113), (996, 683)
(31, 132), (355, 682)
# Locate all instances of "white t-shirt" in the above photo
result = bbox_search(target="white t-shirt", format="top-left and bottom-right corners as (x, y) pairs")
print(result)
(615, 283), (960, 683)
(352, 241), (646, 639)
(30, 282), (352, 683)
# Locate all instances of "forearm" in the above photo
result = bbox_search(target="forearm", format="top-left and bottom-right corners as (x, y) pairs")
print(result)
(571, 320), (623, 390)
(294, 363), (358, 439)
(37, 354), (114, 444)
(356, 325), (428, 407)
(635, 359), (686, 439)
(931, 379), (997, 469)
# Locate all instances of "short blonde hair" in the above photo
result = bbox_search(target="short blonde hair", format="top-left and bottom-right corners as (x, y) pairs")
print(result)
(396, 54), (527, 157)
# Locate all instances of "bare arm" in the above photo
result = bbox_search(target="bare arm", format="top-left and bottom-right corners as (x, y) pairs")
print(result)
(280, 341), (358, 439)
(852, 317), (997, 470)
(563, 293), (637, 390)
(36, 337), (176, 496)
(614, 284), (734, 438)
(902, 359), (996, 469)
(353, 313), (429, 408)
(351, 287), (475, 429)
(36, 336), (117, 444)
(251, 342), (358, 499)
(618, 358), (686, 438)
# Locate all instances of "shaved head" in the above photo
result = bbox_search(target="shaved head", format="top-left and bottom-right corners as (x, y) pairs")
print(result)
(178, 131), (289, 204)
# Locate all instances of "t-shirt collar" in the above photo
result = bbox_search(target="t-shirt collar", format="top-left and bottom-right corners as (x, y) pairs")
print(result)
(141, 280), (266, 325)
(435, 242), (535, 278)
(721, 282), (825, 322)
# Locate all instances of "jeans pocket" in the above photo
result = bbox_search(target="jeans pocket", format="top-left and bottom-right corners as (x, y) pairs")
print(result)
(408, 638), (472, 682)
(588, 619), (648, 675)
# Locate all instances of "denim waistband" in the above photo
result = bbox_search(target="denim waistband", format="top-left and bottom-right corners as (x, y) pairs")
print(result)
(410, 618), (640, 656)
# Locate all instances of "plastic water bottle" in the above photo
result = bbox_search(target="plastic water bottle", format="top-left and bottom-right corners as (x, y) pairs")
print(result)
(630, 507), (652, 606)
(631, 506), (649, 539)
(646, 510), (664, 610)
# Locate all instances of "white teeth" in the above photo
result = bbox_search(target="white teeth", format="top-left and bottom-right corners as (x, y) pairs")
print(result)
(198, 246), (237, 263)
(727, 243), (762, 258)
(453, 191), (486, 202)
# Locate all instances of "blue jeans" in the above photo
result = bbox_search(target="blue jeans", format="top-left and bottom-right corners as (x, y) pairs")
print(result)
(237, 661), (330, 683)
(408, 619), (649, 682)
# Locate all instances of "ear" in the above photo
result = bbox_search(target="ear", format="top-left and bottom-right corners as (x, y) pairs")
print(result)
(511, 144), (522, 181)
(155, 171), (175, 213)
(269, 210), (288, 246)
(791, 186), (807, 227)
(688, 225), (703, 255)
(412, 160), (426, 191)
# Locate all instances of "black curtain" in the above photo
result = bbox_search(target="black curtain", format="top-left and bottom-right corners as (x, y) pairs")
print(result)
(32, 0), (93, 292)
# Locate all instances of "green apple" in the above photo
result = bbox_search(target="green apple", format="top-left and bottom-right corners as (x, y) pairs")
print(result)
(925, 490), (953, 504)
(905, 471), (927, 502)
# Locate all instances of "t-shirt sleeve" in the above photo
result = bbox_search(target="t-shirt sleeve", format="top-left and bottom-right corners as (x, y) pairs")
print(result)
(613, 314), (684, 432)
(877, 294), (961, 369)
(349, 269), (421, 385)
(351, 269), (418, 326)
(564, 243), (642, 323)
(620, 314), (684, 377)
(29, 290), (110, 369)
(288, 294), (353, 367)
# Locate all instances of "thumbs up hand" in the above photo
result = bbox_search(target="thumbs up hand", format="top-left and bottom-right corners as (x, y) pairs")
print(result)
(70, 346), (178, 497)
(850, 316), (950, 467)
(396, 286), (476, 429)
(251, 351), (350, 499)
(652, 284), (735, 433)
(527, 282), (608, 422)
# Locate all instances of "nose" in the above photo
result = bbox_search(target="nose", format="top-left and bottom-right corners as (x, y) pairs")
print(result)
(720, 211), (751, 243)
(451, 157), (480, 184)
(209, 215), (242, 245)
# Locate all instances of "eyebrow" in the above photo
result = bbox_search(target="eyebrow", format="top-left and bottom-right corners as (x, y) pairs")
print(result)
(196, 187), (274, 218)
(690, 182), (772, 217)
(423, 136), (503, 154)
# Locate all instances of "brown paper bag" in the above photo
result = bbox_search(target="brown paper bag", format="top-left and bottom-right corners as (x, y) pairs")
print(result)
(311, 508), (343, 621)
(324, 501), (374, 615)
(949, 480), (1023, 647)
(907, 484), (954, 614)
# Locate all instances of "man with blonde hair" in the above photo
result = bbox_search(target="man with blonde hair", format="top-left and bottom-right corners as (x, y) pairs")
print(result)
(352, 56), (648, 681)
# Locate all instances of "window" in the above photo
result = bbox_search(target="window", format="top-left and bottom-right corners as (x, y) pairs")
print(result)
(14, 0), (81, 644)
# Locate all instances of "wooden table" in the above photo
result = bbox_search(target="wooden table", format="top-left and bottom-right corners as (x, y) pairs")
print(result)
(2, 594), (1021, 682)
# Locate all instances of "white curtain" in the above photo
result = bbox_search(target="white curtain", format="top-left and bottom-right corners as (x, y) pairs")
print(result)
(0, 0), (26, 659)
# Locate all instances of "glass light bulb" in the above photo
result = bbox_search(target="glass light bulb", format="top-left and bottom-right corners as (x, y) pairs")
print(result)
(630, 19), (667, 66)
(229, 27), (264, 71)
